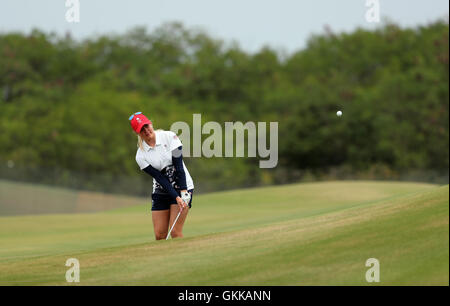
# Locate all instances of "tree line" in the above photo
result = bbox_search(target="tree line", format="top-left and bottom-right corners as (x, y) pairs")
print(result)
(0, 21), (448, 195)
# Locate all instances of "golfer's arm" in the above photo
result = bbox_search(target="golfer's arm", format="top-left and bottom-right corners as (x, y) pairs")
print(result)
(172, 146), (187, 191)
(142, 165), (179, 200)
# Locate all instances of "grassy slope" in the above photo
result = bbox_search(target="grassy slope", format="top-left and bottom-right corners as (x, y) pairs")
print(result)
(0, 181), (447, 285)
(0, 179), (143, 215)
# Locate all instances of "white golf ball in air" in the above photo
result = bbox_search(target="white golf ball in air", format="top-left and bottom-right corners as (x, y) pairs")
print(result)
(336, 111), (343, 117)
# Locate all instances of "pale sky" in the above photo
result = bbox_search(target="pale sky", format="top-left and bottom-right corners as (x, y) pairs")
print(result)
(0, 0), (448, 53)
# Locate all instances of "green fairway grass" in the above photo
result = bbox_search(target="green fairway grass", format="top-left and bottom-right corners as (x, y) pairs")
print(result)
(0, 181), (448, 285)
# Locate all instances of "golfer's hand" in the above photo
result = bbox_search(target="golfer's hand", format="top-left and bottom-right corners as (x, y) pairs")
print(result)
(180, 190), (191, 205)
(176, 196), (187, 211)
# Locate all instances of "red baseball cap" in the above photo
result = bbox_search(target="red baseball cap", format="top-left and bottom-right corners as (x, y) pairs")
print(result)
(129, 112), (152, 134)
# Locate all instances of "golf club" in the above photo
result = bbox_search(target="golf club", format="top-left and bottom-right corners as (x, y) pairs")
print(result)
(166, 208), (182, 240)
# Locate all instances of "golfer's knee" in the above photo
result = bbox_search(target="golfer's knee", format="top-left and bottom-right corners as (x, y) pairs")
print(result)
(171, 229), (183, 238)
(155, 232), (167, 240)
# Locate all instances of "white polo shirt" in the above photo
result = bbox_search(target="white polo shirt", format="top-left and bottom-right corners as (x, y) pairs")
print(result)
(136, 130), (194, 193)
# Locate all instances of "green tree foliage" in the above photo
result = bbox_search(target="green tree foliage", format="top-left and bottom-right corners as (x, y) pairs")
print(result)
(0, 21), (448, 195)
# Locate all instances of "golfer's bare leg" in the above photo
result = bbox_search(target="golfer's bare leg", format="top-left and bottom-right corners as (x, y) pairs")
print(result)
(152, 210), (170, 240)
(168, 204), (189, 238)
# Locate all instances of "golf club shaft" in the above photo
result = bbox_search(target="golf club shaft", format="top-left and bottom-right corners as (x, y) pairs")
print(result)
(166, 209), (182, 240)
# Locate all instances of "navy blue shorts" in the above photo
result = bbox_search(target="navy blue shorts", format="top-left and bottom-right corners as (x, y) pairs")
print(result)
(151, 189), (193, 211)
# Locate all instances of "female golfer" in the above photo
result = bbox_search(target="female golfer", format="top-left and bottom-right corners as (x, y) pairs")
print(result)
(129, 112), (194, 240)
